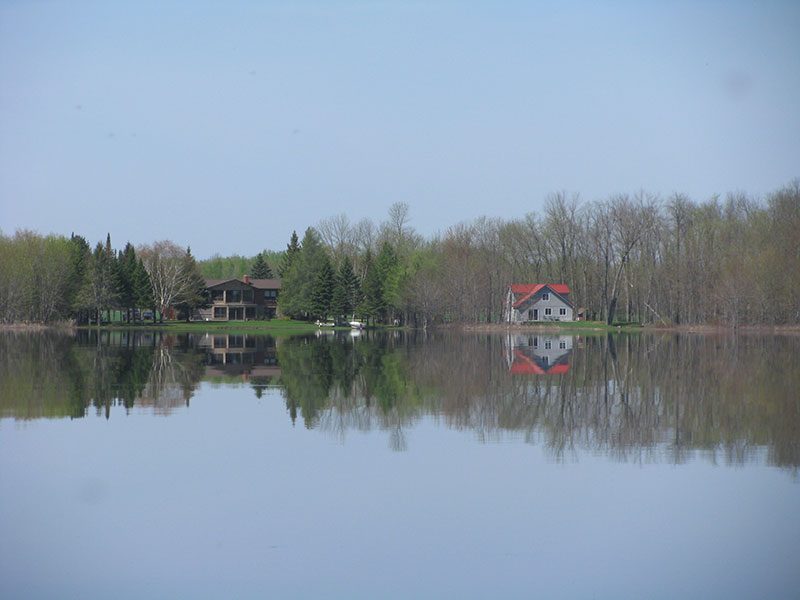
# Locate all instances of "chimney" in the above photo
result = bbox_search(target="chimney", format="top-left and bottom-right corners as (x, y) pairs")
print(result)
(243, 274), (251, 284)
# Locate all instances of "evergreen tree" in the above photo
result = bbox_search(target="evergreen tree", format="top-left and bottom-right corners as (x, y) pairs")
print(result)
(251, 252), (273, 279)
(310, 257), (335, 319)
(81, 241), (118, 324)
(67, 234), (91, 323)
(133, 258), (154, 321)
(376, 241), (400, 323)
(360, 248), (384, 324)
(331, 257), (360, 320)
(278, 231), (300, 277)
(175, 247), (209, 321)
(279, 228), (328, 319)
(116, 243), (138, 322)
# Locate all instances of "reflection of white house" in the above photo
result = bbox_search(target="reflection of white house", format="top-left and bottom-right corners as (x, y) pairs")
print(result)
(504, 334), (573, 375)
(503, 284), (574, 323)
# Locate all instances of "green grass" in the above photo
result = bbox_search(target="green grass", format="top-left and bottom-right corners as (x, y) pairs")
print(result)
(78, 319), (324, 335)
(510, 320), (646, 332)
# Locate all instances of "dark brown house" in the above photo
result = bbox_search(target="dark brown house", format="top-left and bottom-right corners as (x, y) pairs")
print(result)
(197, 276), (281, 321)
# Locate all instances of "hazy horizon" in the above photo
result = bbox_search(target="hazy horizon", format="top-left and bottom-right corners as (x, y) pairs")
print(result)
(2, 1), (798, 259)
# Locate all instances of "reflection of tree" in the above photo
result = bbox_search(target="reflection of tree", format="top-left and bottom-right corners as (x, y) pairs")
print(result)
(277, 333), (424, 449)
(275, 331), (800, 470)
(138, 336), (206, 414)
(0, 330), (205, 419)
(3, 330), (798, 471)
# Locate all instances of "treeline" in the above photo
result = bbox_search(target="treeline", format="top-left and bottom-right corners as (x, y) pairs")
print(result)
(200, 251), (281, 280)
(3, 180), (797, 326)
(0, 232), (207, 324)
(281, 180), (799, 325)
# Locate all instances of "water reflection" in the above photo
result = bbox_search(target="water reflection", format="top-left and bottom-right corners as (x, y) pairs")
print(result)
(504, 333), (573, 375)
(1, 330), (798, 470)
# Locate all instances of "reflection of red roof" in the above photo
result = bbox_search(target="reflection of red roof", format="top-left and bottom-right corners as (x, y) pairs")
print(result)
(509, 349), (571, 375)
(510, 283), (571, 308)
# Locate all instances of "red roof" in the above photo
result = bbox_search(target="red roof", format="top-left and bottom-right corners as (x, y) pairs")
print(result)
(509, 349), (571, 375)
(510, 283), (571, 308)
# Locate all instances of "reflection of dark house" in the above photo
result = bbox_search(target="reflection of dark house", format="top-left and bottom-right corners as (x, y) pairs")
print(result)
(197, 276), (281, 321)
(504, 334), (573, 375)
(503, 284), (574, 322)
(198, 333), (280, 380)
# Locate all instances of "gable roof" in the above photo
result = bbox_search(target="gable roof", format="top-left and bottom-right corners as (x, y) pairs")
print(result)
(249, 278), (281, 290)
(510, 283), (571, 308)
(509, 349), (571, 375)
(205, 278), (281, 290)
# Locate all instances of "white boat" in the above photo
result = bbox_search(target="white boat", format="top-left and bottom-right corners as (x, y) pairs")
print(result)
(315, 320), (336, 328)
(349, 320), (365, 330)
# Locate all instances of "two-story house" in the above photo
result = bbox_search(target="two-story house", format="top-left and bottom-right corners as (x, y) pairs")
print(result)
(503, 283), (574, 323)
(197, 276), (281, 321)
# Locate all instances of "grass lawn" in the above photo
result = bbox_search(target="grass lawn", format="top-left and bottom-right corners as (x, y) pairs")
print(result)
(462, 320), (647, 334)
(79, 319), (326, 335)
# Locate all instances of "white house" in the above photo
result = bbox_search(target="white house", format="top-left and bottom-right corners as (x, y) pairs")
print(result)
(503, 284), (574, 323)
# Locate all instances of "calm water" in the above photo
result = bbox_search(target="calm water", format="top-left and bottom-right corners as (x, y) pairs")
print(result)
(1, 329), (798, 599)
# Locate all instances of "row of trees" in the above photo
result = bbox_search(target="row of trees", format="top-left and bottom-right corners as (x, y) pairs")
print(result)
(2, 180), (797, 326)
(280, 181), (798, 326)
(0, 232), (207, 324)
(278, 228), (402, 324)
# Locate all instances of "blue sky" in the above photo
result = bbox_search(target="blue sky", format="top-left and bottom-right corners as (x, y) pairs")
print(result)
(1, 0), (798, 258)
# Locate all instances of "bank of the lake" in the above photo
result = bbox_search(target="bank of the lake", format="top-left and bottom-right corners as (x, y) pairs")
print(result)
(460, 321), (800, 335)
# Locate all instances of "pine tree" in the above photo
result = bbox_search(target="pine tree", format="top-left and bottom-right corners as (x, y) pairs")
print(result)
(116, 243), (138, 322)
(67, 234), (91, 323)
(278, 231), (300, 277)
(376, 241), (400, 323)
(251, 252), (273, 279)
(82, 241), (118, 324)
(175, 247), (209, 322)
(310, 257), (335, 320)
(279, 228), (328, 319)
(133, 259), (154, 320)
(331, 257), (360, 320)
(360, 248), (384, 324)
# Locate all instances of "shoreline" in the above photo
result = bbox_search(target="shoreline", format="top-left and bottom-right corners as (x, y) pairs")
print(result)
(458, 322), (800, 335)
(3, 321), (800, 336)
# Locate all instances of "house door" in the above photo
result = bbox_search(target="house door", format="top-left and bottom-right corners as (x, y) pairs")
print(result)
(533, 309), (539, 321)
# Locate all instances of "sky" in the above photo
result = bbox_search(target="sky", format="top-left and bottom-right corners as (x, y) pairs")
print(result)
(1, 0), (798, 259)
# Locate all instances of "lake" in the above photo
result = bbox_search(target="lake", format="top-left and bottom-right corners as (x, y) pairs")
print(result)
(1, 329), (798, 599)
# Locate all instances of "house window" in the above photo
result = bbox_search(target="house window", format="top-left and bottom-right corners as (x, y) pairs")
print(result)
(265, 290), (277, 298)
(211, 290), (224, 302)
(545, 340), (552, 349)
(242, 290), (253, 303)
(227, 290), (242, 303)
(542, 293), (549, 300)
(559, 308), (566, 316)
(545, 308), (552, 316)
(559, 340), (566, 349)
(527, 309), (533, 320)
(213, 307), (226, 319)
